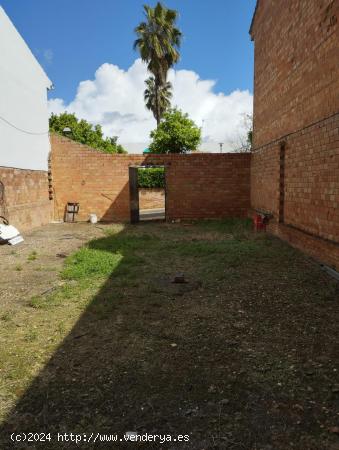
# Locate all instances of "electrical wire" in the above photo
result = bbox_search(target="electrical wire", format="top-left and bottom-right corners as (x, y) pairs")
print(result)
(0, 115), (49, 135)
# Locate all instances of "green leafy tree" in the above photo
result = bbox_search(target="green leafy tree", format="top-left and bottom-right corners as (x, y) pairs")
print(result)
(144, 76), (172, 122)
(49, 112), (127, 154)
(138, 167), (165, 188)
(149, 108), (201, 154)
(134, 2), (181, 125)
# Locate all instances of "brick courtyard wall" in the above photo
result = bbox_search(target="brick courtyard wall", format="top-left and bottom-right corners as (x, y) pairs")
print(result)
(50, 134), (144, 222)
(251, 0), (339, 148)
(250, 0), (339, 269)
(158, 154), (251, 220)
(51, 134), (251, 222)
(139, 188), (165, 210)
(251, 114), (339, 269)
(0, 166), (52, 231)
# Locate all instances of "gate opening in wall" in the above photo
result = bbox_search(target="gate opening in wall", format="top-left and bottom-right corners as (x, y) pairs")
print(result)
(129, 165), (166, 224)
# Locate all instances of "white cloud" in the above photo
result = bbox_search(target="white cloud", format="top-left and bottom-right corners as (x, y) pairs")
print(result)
(48, 59), (253, 152)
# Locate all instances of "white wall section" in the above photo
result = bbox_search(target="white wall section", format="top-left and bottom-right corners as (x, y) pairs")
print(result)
(0, 6), (52, 170)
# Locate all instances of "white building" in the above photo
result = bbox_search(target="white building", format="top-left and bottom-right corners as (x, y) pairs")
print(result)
(0, 6), (52, 171)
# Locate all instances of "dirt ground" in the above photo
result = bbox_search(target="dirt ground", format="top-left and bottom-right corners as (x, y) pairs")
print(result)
(0, 220), (338, 450)
(0, 223), (110, 311)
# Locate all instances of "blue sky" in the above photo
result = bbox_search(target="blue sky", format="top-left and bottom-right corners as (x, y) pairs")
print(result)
(1, 1), (256, 149)
(2, 0), (256, 102)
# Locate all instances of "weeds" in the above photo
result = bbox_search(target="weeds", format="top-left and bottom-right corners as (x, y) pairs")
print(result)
(27, 251), (38, 261)
(0, 312), (13, 322)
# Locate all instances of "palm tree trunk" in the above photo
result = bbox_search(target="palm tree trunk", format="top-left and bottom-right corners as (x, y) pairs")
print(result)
(155, 79), (160, 127)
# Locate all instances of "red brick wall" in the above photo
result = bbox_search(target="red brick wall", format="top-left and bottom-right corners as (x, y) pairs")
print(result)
(284, 116), (339, 242)
(250, 0), (339, 269)
(252, 115), (339, 230)
(0, 166), (52, 231)
(139, 188), (165, 210)
(270, 222), (339, 272)
(251, 114), (339, 270)
(251, 0), (339, 148)
(161, 154), (251, 220)
(251, 145), (280, 217)
(50, 135), (144, 222)
(51, 134), (251, 222)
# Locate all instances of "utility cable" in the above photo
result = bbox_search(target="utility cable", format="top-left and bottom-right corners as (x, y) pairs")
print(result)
(0, 115), (49, 135)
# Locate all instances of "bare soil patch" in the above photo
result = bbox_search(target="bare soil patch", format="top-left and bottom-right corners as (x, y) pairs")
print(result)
(0, 223), (111, 310)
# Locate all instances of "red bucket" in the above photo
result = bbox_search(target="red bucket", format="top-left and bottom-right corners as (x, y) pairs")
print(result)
(253, 213), (266, 232)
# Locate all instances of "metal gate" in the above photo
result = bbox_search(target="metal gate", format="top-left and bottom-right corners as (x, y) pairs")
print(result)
(129, 166), (140, 224)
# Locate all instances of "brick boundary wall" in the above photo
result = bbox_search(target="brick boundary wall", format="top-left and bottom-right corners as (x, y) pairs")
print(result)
(0, 166), (52, 231)
(251, 113), (339, 270)
(158, 153), (251, 220)
(249, 0), (339, 270)
(250, 0), (339, 149)
(50, 134), (251, 223)
(50, 135), (144, 222)
(139, 188), (165, 210)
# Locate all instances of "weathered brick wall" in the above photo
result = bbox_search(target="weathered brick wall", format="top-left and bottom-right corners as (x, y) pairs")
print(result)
(160, 154), (251, 220)
(139, 188), (165, 210)
(251, 114), (339, 269)
(50, 134), (144, 222)
(51, 134), (251, 222)
(271, 222), (339, 272)
(251, 145), (280, 216)
(250, 0), (339, 269)
(284, 115), (339, 242)
(0, 166), (52, 231)
(251, 0), (339, 148)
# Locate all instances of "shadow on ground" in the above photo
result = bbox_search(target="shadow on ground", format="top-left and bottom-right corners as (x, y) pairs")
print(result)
(0, 221), (338, 449)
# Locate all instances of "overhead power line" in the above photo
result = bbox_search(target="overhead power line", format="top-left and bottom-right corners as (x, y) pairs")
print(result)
(0, 115), (49, 135)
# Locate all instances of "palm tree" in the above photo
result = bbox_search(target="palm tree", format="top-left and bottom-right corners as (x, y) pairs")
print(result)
(144, 76), (172, 123)
(134, 2), (181, 125)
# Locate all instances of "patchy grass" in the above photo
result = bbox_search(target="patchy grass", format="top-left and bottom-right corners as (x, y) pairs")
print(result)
(27, 250), (38, 261)
(0, 312), (13, 322)
(0, 220), (338, 449)
(61, 247), (123, 280)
